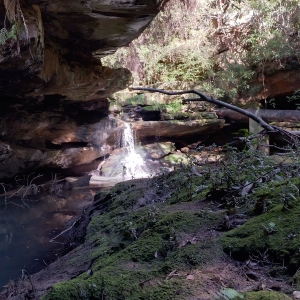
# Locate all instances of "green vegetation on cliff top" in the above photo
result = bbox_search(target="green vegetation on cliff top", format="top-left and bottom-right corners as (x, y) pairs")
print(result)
(103, 0), (300, 103)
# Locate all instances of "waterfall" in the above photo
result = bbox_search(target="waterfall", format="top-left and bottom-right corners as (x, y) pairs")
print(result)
(95, 122), (149, 180)
(120, 123), (149, 179)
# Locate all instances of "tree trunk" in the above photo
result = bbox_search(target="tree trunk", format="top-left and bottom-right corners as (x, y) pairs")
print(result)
(215, 109), (300, 123)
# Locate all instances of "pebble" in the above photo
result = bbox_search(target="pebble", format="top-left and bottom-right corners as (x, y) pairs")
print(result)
(293, 291), (300, 299)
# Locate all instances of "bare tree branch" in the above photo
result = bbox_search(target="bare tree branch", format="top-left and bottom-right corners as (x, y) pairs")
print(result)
(184, 97), (274, 131)
(132, 87), (274, 131)
(132, 87), (300, 141)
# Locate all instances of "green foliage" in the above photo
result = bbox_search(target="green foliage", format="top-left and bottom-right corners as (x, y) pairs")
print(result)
(102, 0), (215, 88)
(0, 23), (20, 45)
(195, 139), (300, 210)
(221, 194), (300, 272)
(213, 64), (255, 100)
(142, 98), (183, 114)
(287, 90), (300, 109)
(244, 291), (291, 300)
(6, 23), (19, 41)
(102, 0), (300, 103)
(122, 94), (146, 106)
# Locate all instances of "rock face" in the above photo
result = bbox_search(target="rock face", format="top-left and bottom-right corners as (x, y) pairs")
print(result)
(0, 97), (123, 179)
(0, 91), (225, 180)
(0, 0), (229, 181)
(0, 0), (171, 179)
(0, 0), (163, 100)
(256, 69), (300, 100)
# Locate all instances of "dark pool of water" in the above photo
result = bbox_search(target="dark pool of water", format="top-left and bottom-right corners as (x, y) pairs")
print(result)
(0, 189), (94, 288)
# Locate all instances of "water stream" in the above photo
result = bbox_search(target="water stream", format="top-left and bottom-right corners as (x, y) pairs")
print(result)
(94, 122), (150, 180)
(0, 122), (149, 288)
(118, 123), (149, 179)
(0, 189), (93, 288)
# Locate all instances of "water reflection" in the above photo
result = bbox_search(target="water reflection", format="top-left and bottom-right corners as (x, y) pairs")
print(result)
(0, 190), (92, 288)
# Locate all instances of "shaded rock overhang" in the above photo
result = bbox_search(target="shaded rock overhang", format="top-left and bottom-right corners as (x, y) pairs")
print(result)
(0, 0), (167, 101)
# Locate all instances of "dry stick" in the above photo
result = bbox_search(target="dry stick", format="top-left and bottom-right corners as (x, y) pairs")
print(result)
(49, 217), (81, 243)
(21, 269), (34, 291)
(0, 184), (27, 209)
(0, 183), (8, 209)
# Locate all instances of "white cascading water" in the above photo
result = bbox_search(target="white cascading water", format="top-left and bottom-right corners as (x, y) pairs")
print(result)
(120, 123), (149, 179)
(90, 122), (149, 187)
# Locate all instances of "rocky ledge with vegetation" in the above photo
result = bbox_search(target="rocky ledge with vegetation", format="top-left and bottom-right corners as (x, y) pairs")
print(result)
(2, 0), (300, 299)
(4, 138), (300, 300)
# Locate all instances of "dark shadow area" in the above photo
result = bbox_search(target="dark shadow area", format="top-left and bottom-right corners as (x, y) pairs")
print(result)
(259, 93), (298, 110)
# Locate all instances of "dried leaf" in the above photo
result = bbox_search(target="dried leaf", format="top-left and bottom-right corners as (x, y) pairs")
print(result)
(241, 181), (253, 196)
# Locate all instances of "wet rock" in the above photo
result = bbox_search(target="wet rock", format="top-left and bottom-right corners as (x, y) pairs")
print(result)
(0, 142), (12, 162)
(70, 175), (92, 188)
(0, 147), (46, 179)
(293, 291), (300, 299)
(180, 147), (190, 153)
(0, 101), (124, 179)
(141, 142), (176, 159)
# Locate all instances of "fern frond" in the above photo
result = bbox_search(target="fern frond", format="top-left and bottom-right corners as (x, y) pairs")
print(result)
(0, 27), (8, 45)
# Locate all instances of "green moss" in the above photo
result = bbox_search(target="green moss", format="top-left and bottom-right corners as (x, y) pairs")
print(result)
(43, 168), (299, 299)
(163, 153), (191, 166)
(42, 171), (225, 300)
(166, 176), (209, 204)
(162, 111), (217, 121)
(42, 268), (185, 300)
(163, 238), (221, 272)
(248, 177), (300, 214)
(163, 112), (190, 120)
(221, 204), (300, 272)
(244, 291), (292, 299)
(142, 105), (161, 111)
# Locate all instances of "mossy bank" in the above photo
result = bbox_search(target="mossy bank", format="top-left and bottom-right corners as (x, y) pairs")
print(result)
(38, 167), (299, 299)
(41, 172), (224, 299)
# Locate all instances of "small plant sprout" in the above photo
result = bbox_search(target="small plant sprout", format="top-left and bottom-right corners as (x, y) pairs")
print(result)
(214, 288), (244, 300)
(262, 221), (276, 235)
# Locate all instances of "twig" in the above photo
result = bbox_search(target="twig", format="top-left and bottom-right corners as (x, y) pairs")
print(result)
(7, 185), (26, 198)
(0, 182), (8, 210)
(259, 144), (292, 151)
(20, 269), (34, 291)
(49, 217), (81, 243)
(5, 201), (23, 208)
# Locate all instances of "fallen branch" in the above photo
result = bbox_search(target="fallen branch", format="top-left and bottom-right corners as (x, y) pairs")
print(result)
(132, 87), (300, 141)
(49, 217), (81, 243)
